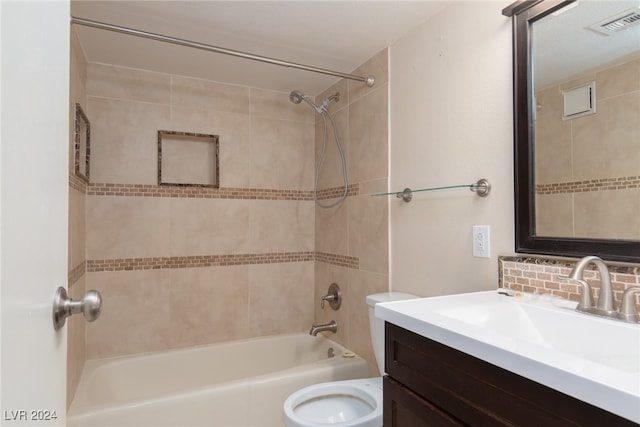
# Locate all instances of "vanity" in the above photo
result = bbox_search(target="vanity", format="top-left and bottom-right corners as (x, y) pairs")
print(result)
(376, 291), (640, 426)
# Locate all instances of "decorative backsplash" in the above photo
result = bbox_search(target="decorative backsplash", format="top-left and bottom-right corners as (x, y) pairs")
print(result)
(499, 256), (640, 312)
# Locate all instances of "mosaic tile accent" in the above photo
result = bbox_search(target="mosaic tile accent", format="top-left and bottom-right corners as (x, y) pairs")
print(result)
(87, 183), (313, 200)
(499, 256), (640, 312)
(68, 261), (86, 287)
(315, 251), (360, 269)
(315, 184), (359, 200)
(536, 176), (640, 195)
(69, 172), (88, 194)
(86, 251), (359, 272)
(87, 182), (359, 201)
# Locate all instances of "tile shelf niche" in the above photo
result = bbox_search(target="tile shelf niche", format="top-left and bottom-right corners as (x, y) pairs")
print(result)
(158, 130), (220, 188)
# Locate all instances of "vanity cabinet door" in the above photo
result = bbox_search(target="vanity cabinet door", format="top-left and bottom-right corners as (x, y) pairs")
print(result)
(384, 323), (637, 427)
(384, 376), (464, 427)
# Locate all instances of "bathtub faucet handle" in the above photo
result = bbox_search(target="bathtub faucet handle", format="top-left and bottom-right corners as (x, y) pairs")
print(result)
(320, 283), (341, 310)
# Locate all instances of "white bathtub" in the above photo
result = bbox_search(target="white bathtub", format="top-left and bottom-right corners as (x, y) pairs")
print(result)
(68, 333), (369, 427)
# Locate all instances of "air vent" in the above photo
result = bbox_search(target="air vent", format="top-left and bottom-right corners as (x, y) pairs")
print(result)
(589, 8), (640, 35)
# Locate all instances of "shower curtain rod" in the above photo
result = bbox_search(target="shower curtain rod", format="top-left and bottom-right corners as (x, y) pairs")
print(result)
(70, 16), (375, 87)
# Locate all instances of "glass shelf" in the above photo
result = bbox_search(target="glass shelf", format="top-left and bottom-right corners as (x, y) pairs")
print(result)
(372, 179), (490, 202)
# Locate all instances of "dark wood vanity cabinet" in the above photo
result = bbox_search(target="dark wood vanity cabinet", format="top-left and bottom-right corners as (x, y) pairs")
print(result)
(383, 323), (638, 427)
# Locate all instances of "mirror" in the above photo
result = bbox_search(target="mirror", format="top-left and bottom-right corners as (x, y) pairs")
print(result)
(74, 103), (90, 182)
(503, 0), (640, 262)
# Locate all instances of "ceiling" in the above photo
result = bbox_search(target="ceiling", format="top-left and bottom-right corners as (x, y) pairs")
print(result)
(70, 1), (449, 95)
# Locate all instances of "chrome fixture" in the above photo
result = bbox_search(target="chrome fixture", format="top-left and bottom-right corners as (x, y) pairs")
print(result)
(320, 283), (342, 310)
(565, 255), (639, 323)
(71, 17), (375, 87)
(289, 90), (348, 208)
(618, 287), (640, 322)
(52, 286), (102, 331)
(309, 320), (338, 336)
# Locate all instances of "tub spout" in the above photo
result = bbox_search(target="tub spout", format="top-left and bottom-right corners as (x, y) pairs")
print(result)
(309, 320), (338, 336)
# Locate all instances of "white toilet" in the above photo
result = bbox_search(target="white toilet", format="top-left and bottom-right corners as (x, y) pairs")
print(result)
(283, 292), (417, 427)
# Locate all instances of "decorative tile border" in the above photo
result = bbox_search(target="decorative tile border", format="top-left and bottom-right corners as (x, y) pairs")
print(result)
(87, 182), (359, 201)
(87, 251), (359, 272)
(536, 176), (640, 195)
(499, 255), (640, 310)
(315, 251), (360, 269)
(68, 261), (86, 287)
(69, 172), (88, 194)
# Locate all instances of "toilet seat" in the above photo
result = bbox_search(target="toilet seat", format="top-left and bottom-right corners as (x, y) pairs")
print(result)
(283, 378), (383, 427)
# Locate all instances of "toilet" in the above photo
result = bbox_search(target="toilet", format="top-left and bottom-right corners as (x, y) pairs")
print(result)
(283, 292), (417, 427)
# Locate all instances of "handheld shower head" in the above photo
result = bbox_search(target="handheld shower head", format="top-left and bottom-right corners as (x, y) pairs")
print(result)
(289, 90), (305, 104)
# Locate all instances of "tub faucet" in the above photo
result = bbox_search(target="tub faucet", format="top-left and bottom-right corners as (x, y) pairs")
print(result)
(567, 255), (615, 317)
(309, 320), (338, 336)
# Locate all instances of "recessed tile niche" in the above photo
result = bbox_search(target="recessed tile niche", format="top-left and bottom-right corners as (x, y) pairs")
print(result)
(158, 130), (219, 187)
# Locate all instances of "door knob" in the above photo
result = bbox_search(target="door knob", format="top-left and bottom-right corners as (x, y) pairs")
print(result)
(52, 286), (102, 331)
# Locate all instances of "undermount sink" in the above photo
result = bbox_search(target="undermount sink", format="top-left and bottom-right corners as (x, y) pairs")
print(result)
(376, 290), (640, 424)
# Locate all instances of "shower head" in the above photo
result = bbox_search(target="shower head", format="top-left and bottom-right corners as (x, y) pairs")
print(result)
(289, 90), (306, 104)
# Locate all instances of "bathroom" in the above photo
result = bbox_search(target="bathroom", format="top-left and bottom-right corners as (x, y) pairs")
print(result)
(2, 0), (639, 426)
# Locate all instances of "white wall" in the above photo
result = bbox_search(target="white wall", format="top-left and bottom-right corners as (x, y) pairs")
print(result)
(389, 1), (515, 296)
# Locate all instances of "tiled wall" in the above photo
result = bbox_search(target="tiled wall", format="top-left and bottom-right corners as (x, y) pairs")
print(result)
(500, 256), (640, 312)
(535, 58), (640, 239)
(67, 28), (87, 408)
(313, 49), (390, 375)
(80, 49), (389, 369)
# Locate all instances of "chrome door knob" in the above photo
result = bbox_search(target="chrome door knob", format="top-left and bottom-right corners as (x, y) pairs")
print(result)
(52, 286), (102, 331)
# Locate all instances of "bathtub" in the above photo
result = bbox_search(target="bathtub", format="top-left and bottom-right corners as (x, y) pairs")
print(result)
(68, 333), (369, 427)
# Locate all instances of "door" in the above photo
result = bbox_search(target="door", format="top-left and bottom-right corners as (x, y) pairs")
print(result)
(1, 1), (70, 425)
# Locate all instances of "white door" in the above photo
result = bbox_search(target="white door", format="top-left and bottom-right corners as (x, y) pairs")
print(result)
(1, 1), (70, 425)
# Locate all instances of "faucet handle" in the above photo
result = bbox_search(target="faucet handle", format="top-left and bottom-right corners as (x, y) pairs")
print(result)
(617, 287), (640, 323)
(565, 278), (594, 311)
(320, 283), (341, 310)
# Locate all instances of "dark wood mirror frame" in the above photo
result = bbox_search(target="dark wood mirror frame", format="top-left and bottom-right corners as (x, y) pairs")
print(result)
(503, 0), (640, 263)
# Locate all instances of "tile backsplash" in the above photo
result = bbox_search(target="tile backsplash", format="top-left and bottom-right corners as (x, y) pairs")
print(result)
(499, 255), (640, 312)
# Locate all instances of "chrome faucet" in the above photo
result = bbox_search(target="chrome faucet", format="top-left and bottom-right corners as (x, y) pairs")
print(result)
(567, 255), (640, 323)
(309, 320), (338, 336)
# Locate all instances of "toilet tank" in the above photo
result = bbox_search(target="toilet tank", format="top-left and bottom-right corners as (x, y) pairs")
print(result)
(366, 292), (417, 375)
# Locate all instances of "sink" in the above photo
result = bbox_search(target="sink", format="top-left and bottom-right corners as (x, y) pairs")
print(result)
(376, 290), (640, 424)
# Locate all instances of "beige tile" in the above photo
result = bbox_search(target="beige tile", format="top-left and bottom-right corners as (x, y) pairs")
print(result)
(172, 76), (250, 114)
(314, 106), (350, 190)
(535, 193), (574, 238)
(86, 270), (172, 359)
(597, 58), (640, 101)
(359, 178), (387, 196)
(574, 188), (640, 240)
(70, 29), (87, 175)
(171, 107), (251, 188)
(534, 113), (572, 184)
(572, 92), (640, 180)
(315, 197), (349, 255)
(250, 117), (315, 190)
(87, 96), (170, 185)
(349, 48), (388, 102)
(68, 186), (86, 270)
(87, 63), (171, 104)
(250, 200), (314, 253)
(348, 193), (389, 274)
(250, 88), (314, 123)
(348, 85), (389, 184)
(249, 262), (314, 336)
(170, 266), (249, 347)
(170, 198), (251, 256)
(86, 195), (171, 259)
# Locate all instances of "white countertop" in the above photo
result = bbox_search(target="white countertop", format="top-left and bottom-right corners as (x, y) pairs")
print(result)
(376, 290), (640, 424)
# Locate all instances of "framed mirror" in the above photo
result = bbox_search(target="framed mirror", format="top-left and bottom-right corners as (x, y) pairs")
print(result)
(74, 103), (90, 182)
(503, 0), (640, 262)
